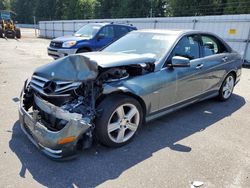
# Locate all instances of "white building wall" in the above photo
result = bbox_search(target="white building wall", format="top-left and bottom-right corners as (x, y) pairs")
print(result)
(39, 14), (250, 62)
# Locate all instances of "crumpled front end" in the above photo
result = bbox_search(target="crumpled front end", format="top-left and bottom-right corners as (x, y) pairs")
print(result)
(19, 81), (93, 159)
(18, 54), (155, 159)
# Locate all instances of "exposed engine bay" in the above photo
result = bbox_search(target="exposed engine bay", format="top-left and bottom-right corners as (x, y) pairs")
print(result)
(22, 54), (155, 148)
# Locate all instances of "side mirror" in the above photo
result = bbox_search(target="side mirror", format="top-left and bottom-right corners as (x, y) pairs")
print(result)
(171, 56), (190, 67)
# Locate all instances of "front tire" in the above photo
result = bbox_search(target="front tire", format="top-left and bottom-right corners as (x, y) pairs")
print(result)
(218, 73), (235, 101)
(5, 29), (15, 38)
(95, 94), (143, 147)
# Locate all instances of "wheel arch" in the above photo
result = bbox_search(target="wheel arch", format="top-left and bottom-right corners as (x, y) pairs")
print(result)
(225, 70), (237, 85)
(96, 91), (147, 121)
(229, 70), (237, 83)
(217, 70), (237, 101)
(76, 47), (92, 53)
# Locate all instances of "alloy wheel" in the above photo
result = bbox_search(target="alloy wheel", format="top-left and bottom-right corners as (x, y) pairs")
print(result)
(107, 103), (140, 143)
(222, 75), (234, 99)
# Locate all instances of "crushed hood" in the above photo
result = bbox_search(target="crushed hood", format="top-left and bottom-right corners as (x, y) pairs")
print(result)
(82, 52), (156, 68)
(33, 52), (156, 81)
(34, 55), (98, 81)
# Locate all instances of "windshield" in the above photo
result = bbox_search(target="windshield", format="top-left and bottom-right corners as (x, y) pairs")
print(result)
(103, 32), (177, 60)
(75, 24), (101, 38)
(0, 12), (11, 20)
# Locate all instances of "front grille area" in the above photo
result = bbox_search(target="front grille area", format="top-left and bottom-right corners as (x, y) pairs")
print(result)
(30, 75), (81, 97)
(50, 41), (63, 48)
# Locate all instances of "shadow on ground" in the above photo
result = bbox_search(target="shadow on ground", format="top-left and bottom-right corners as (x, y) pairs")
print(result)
(9, 94), (245, 188)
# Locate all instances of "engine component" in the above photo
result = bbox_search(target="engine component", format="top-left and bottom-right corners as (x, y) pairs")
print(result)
(61, 96), (94, 117)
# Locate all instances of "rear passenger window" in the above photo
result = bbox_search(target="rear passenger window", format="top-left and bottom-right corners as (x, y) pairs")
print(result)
(115, 26), (129, 38)
(201, 35), (228, 57)
(98, 26), (115, 39)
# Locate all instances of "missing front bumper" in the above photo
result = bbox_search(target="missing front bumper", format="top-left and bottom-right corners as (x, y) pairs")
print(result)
(19, 94), (92, 159)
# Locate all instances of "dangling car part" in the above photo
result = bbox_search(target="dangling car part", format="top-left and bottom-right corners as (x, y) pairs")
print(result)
(19, 30), (242, 159)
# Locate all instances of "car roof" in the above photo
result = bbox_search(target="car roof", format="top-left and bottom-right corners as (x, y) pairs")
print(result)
(87, 22), (109, 26)
(88, 22), (135, 28)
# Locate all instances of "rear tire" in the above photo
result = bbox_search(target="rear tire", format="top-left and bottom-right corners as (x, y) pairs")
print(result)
(15, 28), (21, 39)
(95, 94), (143, 147)
(0, 26), (3, 38)
(218, 73), (235, 101)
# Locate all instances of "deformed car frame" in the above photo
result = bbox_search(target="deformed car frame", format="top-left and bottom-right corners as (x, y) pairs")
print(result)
(19, 52), (155, 159)
(18, 29), (242, 159)
(19, 92), (92, 158)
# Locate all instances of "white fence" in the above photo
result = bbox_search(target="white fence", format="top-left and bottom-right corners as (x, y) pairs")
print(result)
(39, 14), (250, 62)
(17, 24), (39, 29)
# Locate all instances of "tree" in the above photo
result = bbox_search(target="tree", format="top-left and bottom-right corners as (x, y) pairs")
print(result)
(59, 0), (97, 20)
(35, 0), (57, 21)
(11, 0), (36, 23)
(1, 0), (11, 10)
(0, 1), (5, 10)
(74, 0), (97, 19)
(6, 0), (250, 23)
(169, 0), (226, 16)
(95, 0), (152, 18)
(95, 0), (115, 18)
(224, 0), (250, 14)
(123, 0), (151, 18)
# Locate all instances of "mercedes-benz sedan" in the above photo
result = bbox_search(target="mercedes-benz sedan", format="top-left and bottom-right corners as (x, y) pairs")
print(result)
(19, 29), (242, 159)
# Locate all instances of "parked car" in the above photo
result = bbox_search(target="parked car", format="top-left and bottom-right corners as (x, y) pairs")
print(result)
(47, 22), (137, 59)
(19, 29), (242, 159)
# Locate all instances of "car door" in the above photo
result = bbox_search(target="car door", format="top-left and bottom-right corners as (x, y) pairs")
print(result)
(160, 34), (205, 108)
(199, 34), (231, 93)
(95, 25), (115, 50)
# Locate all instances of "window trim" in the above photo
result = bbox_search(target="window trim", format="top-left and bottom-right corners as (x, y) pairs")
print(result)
(96, 25), (115, 39)
(200, 34), (230, 57)
(114, 25), (130, 38)
(163, 34), (202, 67)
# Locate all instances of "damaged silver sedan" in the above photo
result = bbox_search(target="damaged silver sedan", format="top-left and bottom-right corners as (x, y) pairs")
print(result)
(19, 30), (242, 159)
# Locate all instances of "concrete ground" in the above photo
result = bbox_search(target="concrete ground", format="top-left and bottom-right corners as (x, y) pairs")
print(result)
(0, 28), (249, 188)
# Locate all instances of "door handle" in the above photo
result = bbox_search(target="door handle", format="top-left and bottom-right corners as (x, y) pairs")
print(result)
(196, 64), (204, 69)
(222, 56), (228, 62)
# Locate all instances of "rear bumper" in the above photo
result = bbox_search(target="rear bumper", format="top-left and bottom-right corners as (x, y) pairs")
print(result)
(19, 92), (92, 159)
(47, 47), (78, 59)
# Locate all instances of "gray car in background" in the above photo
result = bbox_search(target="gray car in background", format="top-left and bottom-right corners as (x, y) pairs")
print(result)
(19, 29), (242, 159)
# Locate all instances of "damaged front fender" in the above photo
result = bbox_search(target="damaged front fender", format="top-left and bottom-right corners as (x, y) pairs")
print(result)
(19, 94), (93, 159)
(19, 52), (156, 159)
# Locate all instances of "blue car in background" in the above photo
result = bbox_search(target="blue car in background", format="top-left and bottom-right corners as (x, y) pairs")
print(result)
(47, 23), (137, 59)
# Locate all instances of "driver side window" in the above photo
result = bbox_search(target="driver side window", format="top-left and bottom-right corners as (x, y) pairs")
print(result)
(171, 35), (200, 60)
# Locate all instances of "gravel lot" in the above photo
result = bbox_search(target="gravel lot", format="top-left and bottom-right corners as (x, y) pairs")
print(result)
(0, 28), (250, 188)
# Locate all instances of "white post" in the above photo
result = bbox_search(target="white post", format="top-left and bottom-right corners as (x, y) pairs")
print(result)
(33, 16), (37, 37)
(243, 26), (250, 64)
